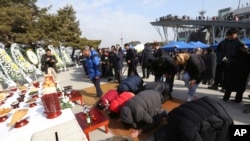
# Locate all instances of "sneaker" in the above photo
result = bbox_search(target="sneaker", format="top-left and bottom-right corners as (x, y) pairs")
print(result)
(187, 96), (193, 102)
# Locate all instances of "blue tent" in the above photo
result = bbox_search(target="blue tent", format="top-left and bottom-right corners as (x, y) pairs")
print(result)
(162, 41), (181, 49)
(188, 41), (209, 48)
(162, 41), (195, 50)
(241, 38), (250, 47)
(178, 41), (195, 49)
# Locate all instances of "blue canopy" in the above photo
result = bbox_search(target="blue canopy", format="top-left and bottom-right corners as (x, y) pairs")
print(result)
(242, 38), (250, 46)
(188, 41), (209, 48)
(162, 41), (195, 50)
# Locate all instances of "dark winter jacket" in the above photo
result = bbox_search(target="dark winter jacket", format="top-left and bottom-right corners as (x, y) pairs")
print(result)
(143, 82), (170, 102)
(203, 52), (216, 80)
(117, 75), (143, 94)
(120, 90), (163, 129)
(86, 50), (101, 80)
(141, 46), (154, 66)
(222, 39), (250, 92)
(41, 54), (58, 74)
(126, 48), (137, 62)
(154, 96), (233, 141)
(112, 52), (124, 69)
(154, 48), (164, 58)
(185, 54), (206, 84)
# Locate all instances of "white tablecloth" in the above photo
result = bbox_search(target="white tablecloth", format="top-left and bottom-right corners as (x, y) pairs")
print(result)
(0, 89), (87, 141)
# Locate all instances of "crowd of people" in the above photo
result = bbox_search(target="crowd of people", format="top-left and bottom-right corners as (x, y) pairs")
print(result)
(41, 28), (250, 140)
(77, 28), (250, 104)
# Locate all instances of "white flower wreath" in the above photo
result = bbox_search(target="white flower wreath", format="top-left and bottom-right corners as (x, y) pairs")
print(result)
(0, 49), (23, 80)
(26, 49), (39, 65)
(10, 44), (34, 73)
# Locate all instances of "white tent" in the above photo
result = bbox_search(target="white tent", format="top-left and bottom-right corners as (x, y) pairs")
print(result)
(133, 44), (144, 52)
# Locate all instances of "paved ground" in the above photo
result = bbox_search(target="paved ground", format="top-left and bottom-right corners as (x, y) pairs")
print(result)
(38, 66), (250, 141)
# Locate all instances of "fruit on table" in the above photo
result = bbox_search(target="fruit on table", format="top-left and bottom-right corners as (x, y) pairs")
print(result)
(43, 75), (56, 88)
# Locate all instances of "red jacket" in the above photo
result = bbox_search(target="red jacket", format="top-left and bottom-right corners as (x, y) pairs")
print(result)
(98, 90), (119, 110)
(110, 92), (134, 113)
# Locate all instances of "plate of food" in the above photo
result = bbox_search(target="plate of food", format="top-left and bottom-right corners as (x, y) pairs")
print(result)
(18, 86), (27, 91)
(0, 107), (12, 122)
(26, 98), (37, 107)
(11, 101), (20, 109)
(0, 92), (10, 97)
(0, 95), (6, 105)
(9, 108), (29, 128)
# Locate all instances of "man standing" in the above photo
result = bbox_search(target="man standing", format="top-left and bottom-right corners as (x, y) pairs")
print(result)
(125, 43), (139, 77)
(41, 49), (58, 79)
(153, 42), (164, 81)
(112, 44), (124, 83)
(141, 44), (154, 79)
(82, 46), (103, 97)
(221, 28), (250, 103)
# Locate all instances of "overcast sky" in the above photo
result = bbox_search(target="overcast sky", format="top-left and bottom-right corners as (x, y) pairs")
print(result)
(37, 0), (249, 47)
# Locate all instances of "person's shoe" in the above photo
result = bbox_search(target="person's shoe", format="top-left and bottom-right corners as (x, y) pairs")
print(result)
(220, 89), (225, 93)
(244, 104), (250, 107)
(208, 85), (218, 90)
(186, 96), (193, 102)
(230, 100), (241, 103)
(243, 109), (250, 114)
(222, 98), (229, 102)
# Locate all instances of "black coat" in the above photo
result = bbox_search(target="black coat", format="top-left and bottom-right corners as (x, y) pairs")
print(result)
(222, 39), (250, 92)
(126, 48), (136, 63)
(154, 97), (233, 141)
(161, 56), (177, 75)
(185, 54), (206, 84)
(141, 46), (154, 66)
(41, 54), (58, 74)
(112, 51), (123, 69)
(154, 48), (164, 58)
(120, 90), (162, 129)
(143, 82), (170, 102)
(203, 52), (216, 80)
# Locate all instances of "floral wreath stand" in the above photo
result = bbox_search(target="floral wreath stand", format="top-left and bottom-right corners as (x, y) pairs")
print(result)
(0, 43), (31, 86)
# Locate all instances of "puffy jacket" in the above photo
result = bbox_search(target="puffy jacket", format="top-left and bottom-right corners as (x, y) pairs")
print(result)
(86, 50), (101, 80)
(154, 96), (233, 141)
(120, 90), (162, 129)
(110, 92), (134, 113)
(97, 90), (119, 110)
(117, 75), (143, 94)
(143, 82), (170, 102)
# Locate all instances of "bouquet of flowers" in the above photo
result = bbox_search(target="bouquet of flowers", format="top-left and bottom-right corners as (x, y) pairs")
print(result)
(0, 48), (23, 80)
(60, 96), (75, 109)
